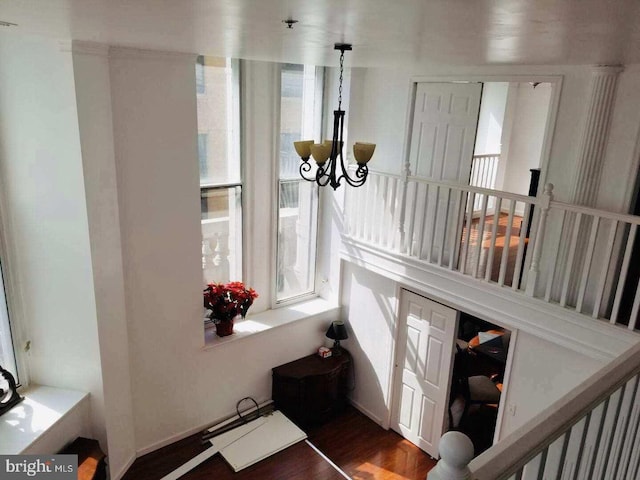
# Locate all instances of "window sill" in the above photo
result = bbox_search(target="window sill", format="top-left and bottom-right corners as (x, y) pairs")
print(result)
(203, 297), (339, 349)
(0, 385), (89, 454)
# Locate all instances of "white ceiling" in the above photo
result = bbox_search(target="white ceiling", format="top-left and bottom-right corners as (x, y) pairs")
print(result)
(1, 0), (640, 68)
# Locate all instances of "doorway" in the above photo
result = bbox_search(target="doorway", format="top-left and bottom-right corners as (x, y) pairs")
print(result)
(449, 312), (511, 455)
(391, 290), (513, 459)
(465, 81), (554, 287)
(391, 289), (458, 459)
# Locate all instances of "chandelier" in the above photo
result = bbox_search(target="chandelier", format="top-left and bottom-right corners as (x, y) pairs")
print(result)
(293, 43), (375, 190)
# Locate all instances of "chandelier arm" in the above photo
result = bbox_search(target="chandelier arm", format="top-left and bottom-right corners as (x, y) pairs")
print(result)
(338, 164), (369, 188)
(315, 162), (332, 187)
(298, 159), (316, 182)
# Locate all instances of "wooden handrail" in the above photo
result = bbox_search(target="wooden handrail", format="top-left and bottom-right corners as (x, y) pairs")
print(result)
(469, 340), (640, 479)
(472, 153), (501, 159)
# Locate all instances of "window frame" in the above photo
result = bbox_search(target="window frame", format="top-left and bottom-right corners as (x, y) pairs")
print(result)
(272, 64), (325, 306)
(198, 57), (243, 286)
(0, 193), (23, 384)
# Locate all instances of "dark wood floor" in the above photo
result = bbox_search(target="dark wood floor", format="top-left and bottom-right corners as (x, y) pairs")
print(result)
(121, 407), (436, 480)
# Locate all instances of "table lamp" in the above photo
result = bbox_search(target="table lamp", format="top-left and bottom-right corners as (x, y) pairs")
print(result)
(326, 321), (348, 355)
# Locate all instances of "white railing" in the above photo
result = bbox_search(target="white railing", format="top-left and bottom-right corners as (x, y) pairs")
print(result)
(345, 171), (539, 289)
(428, 340), (640, 480)
(344, 170), (640, 330)
(470, 154), (500, 211)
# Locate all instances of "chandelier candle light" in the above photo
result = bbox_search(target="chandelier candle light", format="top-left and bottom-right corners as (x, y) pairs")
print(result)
(294, 43), (375, 190)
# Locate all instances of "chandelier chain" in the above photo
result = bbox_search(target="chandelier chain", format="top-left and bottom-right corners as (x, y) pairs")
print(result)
(338, 49), (344, 110)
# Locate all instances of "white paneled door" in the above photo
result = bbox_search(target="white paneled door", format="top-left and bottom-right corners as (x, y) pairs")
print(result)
(391, 290), (457, 458)
(409, 82), (482, 182)
(407, 82), (482, 265)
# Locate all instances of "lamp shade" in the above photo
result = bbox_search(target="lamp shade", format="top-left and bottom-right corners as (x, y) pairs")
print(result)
(353, 142), (376, 164)
(326, 321), (348, 341)
(294, 140), (314, 159)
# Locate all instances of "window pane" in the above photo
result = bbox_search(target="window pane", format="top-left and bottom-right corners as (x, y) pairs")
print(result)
(277, 180), (317, 299)
(196, 57), (240, 186)
(201, 187), (242, 284)
(279, 65), (320, 179)
(277, 64), (322, 302)
(0, 259), (17, 379)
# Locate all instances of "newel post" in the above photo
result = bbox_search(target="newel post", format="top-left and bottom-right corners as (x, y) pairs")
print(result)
(525, 183), (554, 297)
(427, 431), (475, 480)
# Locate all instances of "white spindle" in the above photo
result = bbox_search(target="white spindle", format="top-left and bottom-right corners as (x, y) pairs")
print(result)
(560, 212), (583, 307)
(610, 224), (637, 323)
(591, 389), (623, 478)
(438, 187), (451, 266)
(450, 189), (465, 270)
(377, 175), (388, 246)
(371, 174), (381, 244)
(498, 200), (516, 287)
(405, 181), (418, 254)
(614, 376), (640, 479)
(545, 209), (566, 302)
(485, 197), (502, 282)
(592, 220), (618, 319)
(459, 192), (476, 275)
(387, 177), (399, 249)
(523, 184), (551, 296)
(629, 282), (640, 331)
(354, 178), (367, 239)
(415, 183), (429, 259)
(575, 216), (601, 312)
(423, 184), (436, 262)
(344, 184), (353, 236)
(472, 194), (489, 278)
(575, 404), (605, 479)
(512, 202), (531, 291)
(626, 407), (640, 479)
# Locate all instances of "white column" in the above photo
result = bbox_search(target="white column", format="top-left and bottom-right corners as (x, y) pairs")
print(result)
(571, 65), (623, 207)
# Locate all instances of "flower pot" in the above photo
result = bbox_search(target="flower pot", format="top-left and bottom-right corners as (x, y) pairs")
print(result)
(215, 319), (235, 337)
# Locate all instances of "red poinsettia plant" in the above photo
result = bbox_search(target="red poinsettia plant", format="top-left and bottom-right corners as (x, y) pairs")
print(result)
(203, 281), (258, 323)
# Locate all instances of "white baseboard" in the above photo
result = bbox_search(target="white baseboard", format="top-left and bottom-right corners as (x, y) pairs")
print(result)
(349, 399), (386, 429)
(136, 399), (272, 457)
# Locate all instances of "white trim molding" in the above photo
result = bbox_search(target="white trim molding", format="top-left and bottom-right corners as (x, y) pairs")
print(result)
(341, 238), (639, 362)
(571, 65), (624, 207)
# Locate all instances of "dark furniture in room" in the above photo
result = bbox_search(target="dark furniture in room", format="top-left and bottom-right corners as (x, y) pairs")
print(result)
(272, 351), (351, 429)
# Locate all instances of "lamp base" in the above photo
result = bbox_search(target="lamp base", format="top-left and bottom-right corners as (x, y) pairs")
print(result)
(332, 340), (343, 356)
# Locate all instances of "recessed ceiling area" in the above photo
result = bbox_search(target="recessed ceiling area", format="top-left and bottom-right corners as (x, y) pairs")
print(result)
(1, 0), (639, 67)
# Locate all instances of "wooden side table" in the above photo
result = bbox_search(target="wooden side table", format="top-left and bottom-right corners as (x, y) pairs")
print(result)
(272, 351), (351, 429)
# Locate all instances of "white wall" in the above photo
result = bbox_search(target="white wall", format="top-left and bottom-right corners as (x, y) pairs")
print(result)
(0, 34), (105, 447)
(499, 331), (604, 437)
(474, 82), (508, 156)
(340, 262), (397, 426)
(106, 51), (339, 452)
(500, 82), (552, 196)
(71, 42), (137, 478)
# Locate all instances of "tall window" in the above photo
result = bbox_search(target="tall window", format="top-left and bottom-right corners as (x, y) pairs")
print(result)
(276, 65), (323, 302)
(196, 57), (242, 284)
